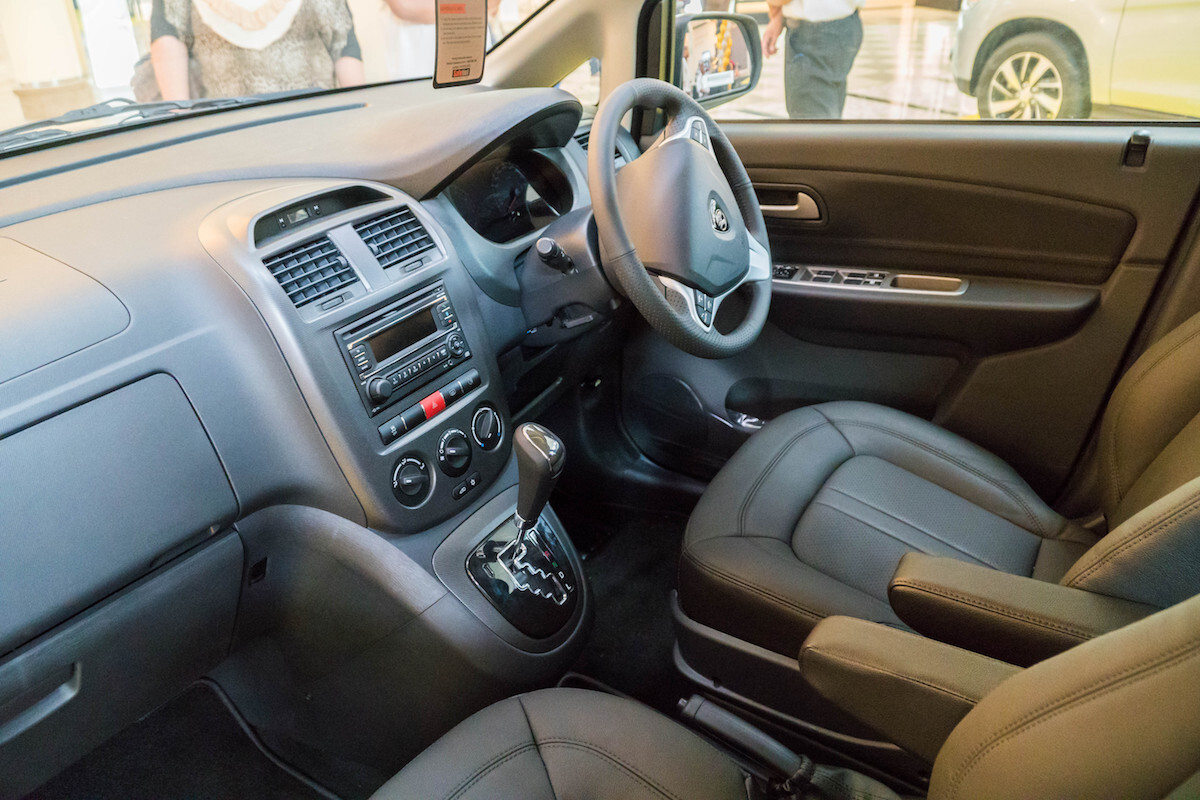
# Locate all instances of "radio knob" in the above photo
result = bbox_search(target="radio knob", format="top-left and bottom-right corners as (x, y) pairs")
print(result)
(448, 334), (466, 358)
(367, 377), (394, 404)
(438, 428), (472, 477)
(472, 406), (503, 451)
(392, 455), (431, 507)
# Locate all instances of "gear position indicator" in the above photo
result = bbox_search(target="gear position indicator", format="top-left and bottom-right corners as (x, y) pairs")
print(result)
(466, 516), (578, 639)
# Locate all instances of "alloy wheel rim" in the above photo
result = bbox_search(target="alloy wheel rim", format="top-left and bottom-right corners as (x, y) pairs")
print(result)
(987, 52), (1064, 120)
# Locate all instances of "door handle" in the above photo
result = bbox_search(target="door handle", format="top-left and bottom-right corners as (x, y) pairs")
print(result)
(759, 190), (822, 221)
(0, 662), (81, 744)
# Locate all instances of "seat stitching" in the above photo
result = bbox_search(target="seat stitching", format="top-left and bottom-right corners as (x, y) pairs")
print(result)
(943, 636), (1200, 799)
(682, 550), (823, 622)
(537, 739), (696, 800)
(515, 695), (557, 796)
(817, 487), (1006, 569)
(1105, 322), (1200, 506)
(805, 644), (980, 704)
(440, 742), (539, 800)
(890, 579), (1094, 639)
(827, 419), (1049, 536)
(813, 405), (856, 456)
(737, 420), (831, 538)
(1064, 490), (1200, 588)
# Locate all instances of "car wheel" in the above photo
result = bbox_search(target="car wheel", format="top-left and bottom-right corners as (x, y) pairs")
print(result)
(976, 32), (1089, 120)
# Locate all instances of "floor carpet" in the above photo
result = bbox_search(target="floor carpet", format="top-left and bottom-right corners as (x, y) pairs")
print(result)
(27, 684), (326, 800)
(564, 508), (692, 714)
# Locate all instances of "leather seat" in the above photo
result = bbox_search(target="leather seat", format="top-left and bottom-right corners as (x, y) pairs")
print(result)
(679, 310), (1200, 658)
(371, 593), (1200, 799)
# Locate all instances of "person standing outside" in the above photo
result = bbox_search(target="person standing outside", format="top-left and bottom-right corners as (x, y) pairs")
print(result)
(761, 0), (864, 119)
(150, 0), (365, 101)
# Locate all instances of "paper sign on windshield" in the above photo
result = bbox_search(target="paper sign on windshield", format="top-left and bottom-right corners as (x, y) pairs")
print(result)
(434, 0), (487, 88)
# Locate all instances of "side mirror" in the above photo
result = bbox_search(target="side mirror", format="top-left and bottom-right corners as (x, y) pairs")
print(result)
(673, 13), (763, 110)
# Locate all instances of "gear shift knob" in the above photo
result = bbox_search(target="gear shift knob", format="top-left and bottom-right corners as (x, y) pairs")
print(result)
(513, 422), (565, 533)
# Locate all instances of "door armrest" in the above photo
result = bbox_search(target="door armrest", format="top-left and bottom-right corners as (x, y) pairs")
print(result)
(887, 553), (1157, 667)
(799, 616), (1020, 763)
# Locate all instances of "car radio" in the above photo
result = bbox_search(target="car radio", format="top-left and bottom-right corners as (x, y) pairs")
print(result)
(337, 282), (472, 415)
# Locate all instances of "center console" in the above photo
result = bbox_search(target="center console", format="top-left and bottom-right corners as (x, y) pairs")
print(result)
(200, 178), (590, 647)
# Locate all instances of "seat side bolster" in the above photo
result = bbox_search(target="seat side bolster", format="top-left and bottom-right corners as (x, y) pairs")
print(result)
(800, 616), (1019, 764)
(888, 553), (1156, 667)
(1062, 474), (1200, 609)
(930, 595), (1200, 800)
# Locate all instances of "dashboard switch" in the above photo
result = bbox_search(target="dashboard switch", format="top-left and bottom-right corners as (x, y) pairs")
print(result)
(400, 404), (426, 431)
(420, 391), (446, 419)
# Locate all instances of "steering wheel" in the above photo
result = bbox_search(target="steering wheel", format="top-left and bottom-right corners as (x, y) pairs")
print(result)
(588, 78), (771, 359)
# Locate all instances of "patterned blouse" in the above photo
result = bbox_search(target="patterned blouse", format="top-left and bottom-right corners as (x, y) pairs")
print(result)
(151, 0), (362, 98)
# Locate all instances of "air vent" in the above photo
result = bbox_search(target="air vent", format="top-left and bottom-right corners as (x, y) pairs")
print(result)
(573, 126), (625, 167)
(263, 237), (357, 308)
(355, 206), (437, 271)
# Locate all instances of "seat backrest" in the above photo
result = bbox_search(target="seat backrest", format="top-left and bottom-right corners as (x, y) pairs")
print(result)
(929, 592), (1200, 800)
(1065, 312), (1200, 609)
(1099, 310), (1200, 528)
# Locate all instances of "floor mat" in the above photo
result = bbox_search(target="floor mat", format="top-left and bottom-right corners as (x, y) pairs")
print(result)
(27, 684), (328, 800)
(565, 509), (692, 714)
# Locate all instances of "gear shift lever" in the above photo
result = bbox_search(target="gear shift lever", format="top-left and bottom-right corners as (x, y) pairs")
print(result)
(513, 422), (565, 534)
(466, 422), (578, 638)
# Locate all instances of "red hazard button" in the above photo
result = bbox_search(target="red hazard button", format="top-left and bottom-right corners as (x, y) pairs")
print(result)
(420, 391), (446, 419)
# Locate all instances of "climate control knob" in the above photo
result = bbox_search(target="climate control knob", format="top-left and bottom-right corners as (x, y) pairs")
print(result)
(367, 377), (394, 405)
(471, 406), (503, 451)
(437, 428), (472, 477)
(391, 455), (431, 507)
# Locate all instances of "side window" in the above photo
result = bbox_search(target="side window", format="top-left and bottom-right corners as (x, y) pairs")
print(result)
(558, 58), (601, 106)
(700, 1), (1200, 122)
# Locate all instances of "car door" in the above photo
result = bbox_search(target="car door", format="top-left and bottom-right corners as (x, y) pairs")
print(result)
(1109, 0), (1200, 118)
(620, 3), (1200, 505)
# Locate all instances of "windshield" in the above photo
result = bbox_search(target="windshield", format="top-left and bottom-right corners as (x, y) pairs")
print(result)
(0, 0), (550, 151)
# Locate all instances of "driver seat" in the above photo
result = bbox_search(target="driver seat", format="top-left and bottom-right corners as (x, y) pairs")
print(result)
(678, 309), (1200, 660)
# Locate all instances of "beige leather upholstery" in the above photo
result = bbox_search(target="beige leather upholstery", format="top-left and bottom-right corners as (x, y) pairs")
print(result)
(930, 591), (1200, 800)
(888, 553), (1157, 665)
(799, 616), (1020, 763)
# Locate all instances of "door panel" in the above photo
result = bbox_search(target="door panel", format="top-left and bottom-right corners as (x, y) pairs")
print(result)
(758, 170), (1135, 284)
(622, 122), (1200, 499)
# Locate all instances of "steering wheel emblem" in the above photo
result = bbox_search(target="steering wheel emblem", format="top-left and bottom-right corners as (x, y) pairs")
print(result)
(709, 198), (729, 233)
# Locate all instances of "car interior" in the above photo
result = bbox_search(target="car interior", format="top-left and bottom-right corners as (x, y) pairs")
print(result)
(2, 0), (1200, 798)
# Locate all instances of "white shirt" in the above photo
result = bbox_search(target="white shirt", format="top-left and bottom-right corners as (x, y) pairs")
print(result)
(779, 0), (863, 23)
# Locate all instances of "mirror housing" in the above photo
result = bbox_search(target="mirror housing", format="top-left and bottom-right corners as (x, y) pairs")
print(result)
(674, 13), (763, 110)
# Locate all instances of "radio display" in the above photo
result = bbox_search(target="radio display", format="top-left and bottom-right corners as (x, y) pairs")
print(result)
(366, 308), (438, 364)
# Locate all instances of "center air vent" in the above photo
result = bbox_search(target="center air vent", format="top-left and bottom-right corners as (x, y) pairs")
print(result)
(263, 237), (357, 308)
(355, 206), (437, 271)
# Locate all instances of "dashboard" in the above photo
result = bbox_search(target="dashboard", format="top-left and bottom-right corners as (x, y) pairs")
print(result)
(0, 83), (639, 795)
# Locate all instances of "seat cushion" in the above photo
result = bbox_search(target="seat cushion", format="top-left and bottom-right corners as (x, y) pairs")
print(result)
(368, 688), (748, 800)
(370, 688), (908, 800)
(679, 401), (1096, 657)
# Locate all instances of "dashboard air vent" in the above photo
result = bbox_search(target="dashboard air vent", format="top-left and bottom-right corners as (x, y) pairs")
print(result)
(573, 126), (625, 167)
(355, 206), (437, 270)
(263, 237), (357, 308)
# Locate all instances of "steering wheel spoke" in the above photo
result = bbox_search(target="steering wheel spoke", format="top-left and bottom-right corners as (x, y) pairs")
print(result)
(747, 235), (771, 282)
